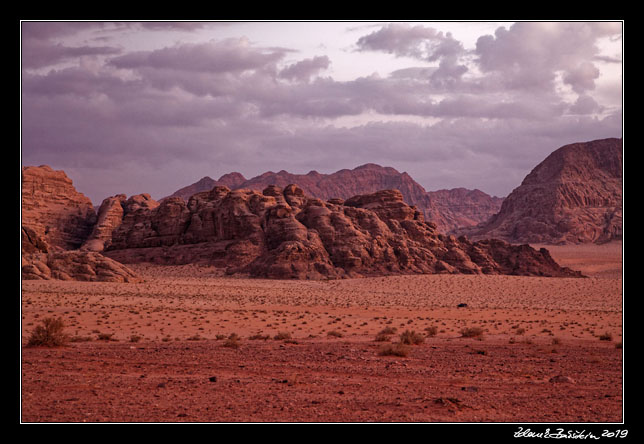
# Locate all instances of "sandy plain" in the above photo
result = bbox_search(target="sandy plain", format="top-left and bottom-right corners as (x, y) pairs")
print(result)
(20, 241), (623, 423)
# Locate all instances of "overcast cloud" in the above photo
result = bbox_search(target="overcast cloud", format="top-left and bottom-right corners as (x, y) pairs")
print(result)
(20, 21), (622, 204)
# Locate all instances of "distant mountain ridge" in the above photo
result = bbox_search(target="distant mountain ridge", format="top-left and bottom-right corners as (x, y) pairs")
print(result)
(163, 163), (503, 234)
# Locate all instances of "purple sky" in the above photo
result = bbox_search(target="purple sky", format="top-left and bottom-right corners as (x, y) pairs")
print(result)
(21, 21), (622, 205)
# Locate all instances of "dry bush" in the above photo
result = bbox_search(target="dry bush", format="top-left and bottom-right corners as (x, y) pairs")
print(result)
(27, 317), (69, 347)
(424, 326), (438, 337)
(249, 333), (270, 340)
(460, 327), (484, 338)
(327, 330), (343, 338)
(374, 327), (397, 342)
(378, 343), (411, 357)
(599, 332), (613, 341)
(399, 330), (425, 345)
(273, 331), (292, 340)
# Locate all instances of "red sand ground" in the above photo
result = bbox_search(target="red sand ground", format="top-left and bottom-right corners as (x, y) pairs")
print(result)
(20, 242), (623, 423)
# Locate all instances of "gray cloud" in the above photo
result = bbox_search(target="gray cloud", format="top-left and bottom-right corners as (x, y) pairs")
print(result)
(278, 56), (330, 82)
(21, 22), (122, 69)
(109, 38), (288, 73)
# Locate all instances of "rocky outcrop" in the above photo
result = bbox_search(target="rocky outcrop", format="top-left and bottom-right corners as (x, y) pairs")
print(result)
(22, 226), (141, 282)
(162, 164), (503, 233)
(22, 165), (97, 250)
(104, 185), (581, 279)
(82, 193), (159, 252)
(464, 138), (622, 245)
(21, 165), (142, 282)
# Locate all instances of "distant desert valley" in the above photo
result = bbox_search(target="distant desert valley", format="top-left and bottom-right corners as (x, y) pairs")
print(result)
(21, 138), (623, 423)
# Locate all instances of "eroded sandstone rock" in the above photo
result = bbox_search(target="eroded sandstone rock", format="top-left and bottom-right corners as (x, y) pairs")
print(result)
(104, 184), (582, 279)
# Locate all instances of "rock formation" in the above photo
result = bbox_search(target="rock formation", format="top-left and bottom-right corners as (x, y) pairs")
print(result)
(82, 193), (159, 252)
(162, 164), (503, 233)
(22, 166), (141, 282)
(22, 225), (141, 282)
(21, 165), (97, 250)
(464, 138), (622, 244)
(104, 184), (581, 279)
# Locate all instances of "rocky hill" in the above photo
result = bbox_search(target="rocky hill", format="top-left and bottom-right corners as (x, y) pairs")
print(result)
(163, 164), (503, 234)
(103, 184), (581, 279)
(464, 138), (622, 244)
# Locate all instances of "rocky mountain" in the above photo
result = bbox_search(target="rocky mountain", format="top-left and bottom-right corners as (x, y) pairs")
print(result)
(163, 164), (503, 233)
(463, 138), (622, 244)
(21, 165), (141, 282)
(103, 184), (581, 279)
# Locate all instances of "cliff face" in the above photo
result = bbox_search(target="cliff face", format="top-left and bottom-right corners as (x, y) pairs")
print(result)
(21, 165), (97, 250)
(467, 138), (623, 244)
(104, 184), (581, 279)
(163, 164), (502, 233)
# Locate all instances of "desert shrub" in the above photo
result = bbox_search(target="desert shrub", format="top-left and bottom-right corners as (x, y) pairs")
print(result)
(399, 330), (424, 345)
(424, 326), (438, 337)
(273, 331), (292, 340)
(374, 332), (392, 342)
(599, 332), (613, 341)
(129, 335), (142, 343)
(327, 330), (343, 338)
(460, 327), (484, 338)
(374, 327), (398, 342)
(97, 333), (115, 341)
(378, 343), (411, 357)
(27, 317), (69, 347)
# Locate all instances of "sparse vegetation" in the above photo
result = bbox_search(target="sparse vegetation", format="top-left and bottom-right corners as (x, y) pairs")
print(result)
(424, 326), (438, 337)
(327, 330), (343, 338)
(27, 317), (69, 347)
(97, 332), (115, 341)
(249, 333), (270, 340)
(460, 327), (484, 339)
(599, 332), (613, 341)
(374, 327), (397, 342)
(378, 343), (411, 357)
(399, 330), (424, 345)
(274, 331), (292, 340)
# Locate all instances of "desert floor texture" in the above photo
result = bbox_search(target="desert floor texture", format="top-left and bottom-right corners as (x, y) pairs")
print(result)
(21, 242), (623, 423)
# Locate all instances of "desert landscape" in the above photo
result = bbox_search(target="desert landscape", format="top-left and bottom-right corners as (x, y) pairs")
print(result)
(20, 21), (623, 425)
(21, 241), (622, 422)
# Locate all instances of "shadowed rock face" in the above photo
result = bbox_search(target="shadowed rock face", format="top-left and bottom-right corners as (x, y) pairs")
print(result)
(464, 138), (622, 245)
(163, 164), (503, 233)
(104, 185), (582, 279)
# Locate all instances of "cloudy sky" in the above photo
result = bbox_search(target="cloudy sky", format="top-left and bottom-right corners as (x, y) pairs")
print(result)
(21, 21), (623, 205)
